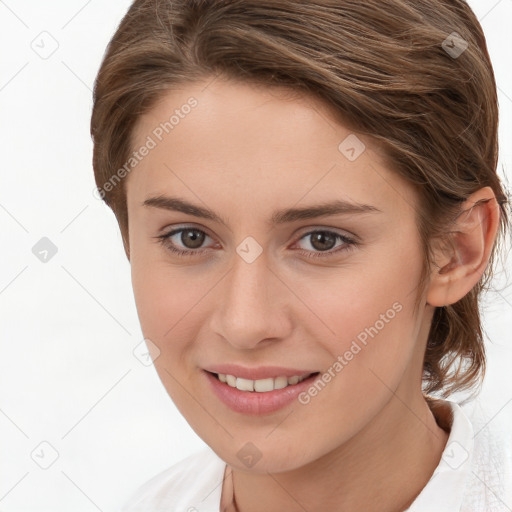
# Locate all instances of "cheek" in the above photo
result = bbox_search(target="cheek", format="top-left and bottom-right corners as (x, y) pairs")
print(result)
(130, 261), (202, 405)
(131, 261), (197, 341)
(311, 236), (424, 382)
(129, 222), (193, 336)
(290, 266), (422, 450)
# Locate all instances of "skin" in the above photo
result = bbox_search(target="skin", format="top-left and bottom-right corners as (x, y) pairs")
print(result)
(124, 77), (500, 511)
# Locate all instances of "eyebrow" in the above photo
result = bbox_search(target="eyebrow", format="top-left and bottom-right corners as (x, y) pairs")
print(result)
(142, 195), (381, 227)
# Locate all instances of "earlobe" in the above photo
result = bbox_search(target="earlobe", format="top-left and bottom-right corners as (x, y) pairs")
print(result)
(426, 187), (500, 308)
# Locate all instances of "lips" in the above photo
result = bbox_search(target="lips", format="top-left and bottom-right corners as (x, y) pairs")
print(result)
(203, 365), (321, 415)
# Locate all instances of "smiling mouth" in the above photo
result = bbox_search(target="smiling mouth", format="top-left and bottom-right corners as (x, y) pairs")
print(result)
(208, 371), (320, 393)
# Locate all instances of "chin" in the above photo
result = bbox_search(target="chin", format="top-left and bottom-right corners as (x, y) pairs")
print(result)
(210, 435), (321, 475)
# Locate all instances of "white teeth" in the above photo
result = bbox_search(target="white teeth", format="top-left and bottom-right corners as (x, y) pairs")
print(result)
(217, 373), (311, 392)
(274, 376), (288, 389)
(236, 377), (254, 392)
(254, 378), (274, 392)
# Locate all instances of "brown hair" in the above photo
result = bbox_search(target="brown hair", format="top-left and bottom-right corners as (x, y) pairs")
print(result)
(91, 0), (510, 397)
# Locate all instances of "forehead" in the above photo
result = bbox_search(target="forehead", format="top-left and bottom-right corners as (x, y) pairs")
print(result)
(127, 78), (417, 221)
(134, 77), (350, 154)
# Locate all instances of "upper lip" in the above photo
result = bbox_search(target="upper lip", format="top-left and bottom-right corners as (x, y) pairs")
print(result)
(204, 364), (318, 380)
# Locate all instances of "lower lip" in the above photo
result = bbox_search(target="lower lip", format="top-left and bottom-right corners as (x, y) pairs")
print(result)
(203, 370), (320, 415)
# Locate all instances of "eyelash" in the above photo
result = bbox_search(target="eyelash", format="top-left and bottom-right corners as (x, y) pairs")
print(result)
(155, 227), (357, 259)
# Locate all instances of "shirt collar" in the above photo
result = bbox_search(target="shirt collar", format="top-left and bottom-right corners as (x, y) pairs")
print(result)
(406, 398), (474, 512)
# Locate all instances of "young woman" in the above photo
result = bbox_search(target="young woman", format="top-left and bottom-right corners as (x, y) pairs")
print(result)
(91, 1), (511, 510)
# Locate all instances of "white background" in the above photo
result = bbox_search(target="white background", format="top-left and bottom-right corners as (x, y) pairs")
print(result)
(0, 1), (511, 511)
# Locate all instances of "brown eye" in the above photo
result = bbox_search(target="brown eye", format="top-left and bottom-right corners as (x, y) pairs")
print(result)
(309, 232), (337, 252)
(156, 227), (213, 257)
(180, 229), (206, 249)
(294, 229), (357, 260)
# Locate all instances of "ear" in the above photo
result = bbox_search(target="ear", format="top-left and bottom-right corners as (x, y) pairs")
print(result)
(426, 186), (500, 307)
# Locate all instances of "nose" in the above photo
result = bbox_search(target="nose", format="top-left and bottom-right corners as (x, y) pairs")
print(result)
(208, 248), (292, 350)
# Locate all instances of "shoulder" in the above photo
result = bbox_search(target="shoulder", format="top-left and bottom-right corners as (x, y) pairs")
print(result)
(121, 446), (227, 512)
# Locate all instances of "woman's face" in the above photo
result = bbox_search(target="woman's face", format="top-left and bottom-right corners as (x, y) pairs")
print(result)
(126, 77), (433, 472)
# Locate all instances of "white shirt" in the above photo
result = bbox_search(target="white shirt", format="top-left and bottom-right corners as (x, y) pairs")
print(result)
(120, 399), (512, 511)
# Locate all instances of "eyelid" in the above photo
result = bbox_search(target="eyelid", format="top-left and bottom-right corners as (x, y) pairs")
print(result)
(293, 225), (359, 242)
(157, 222), (214, 237)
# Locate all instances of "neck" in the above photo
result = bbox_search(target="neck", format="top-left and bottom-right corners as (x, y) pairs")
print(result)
(229, 394), (449, 512)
